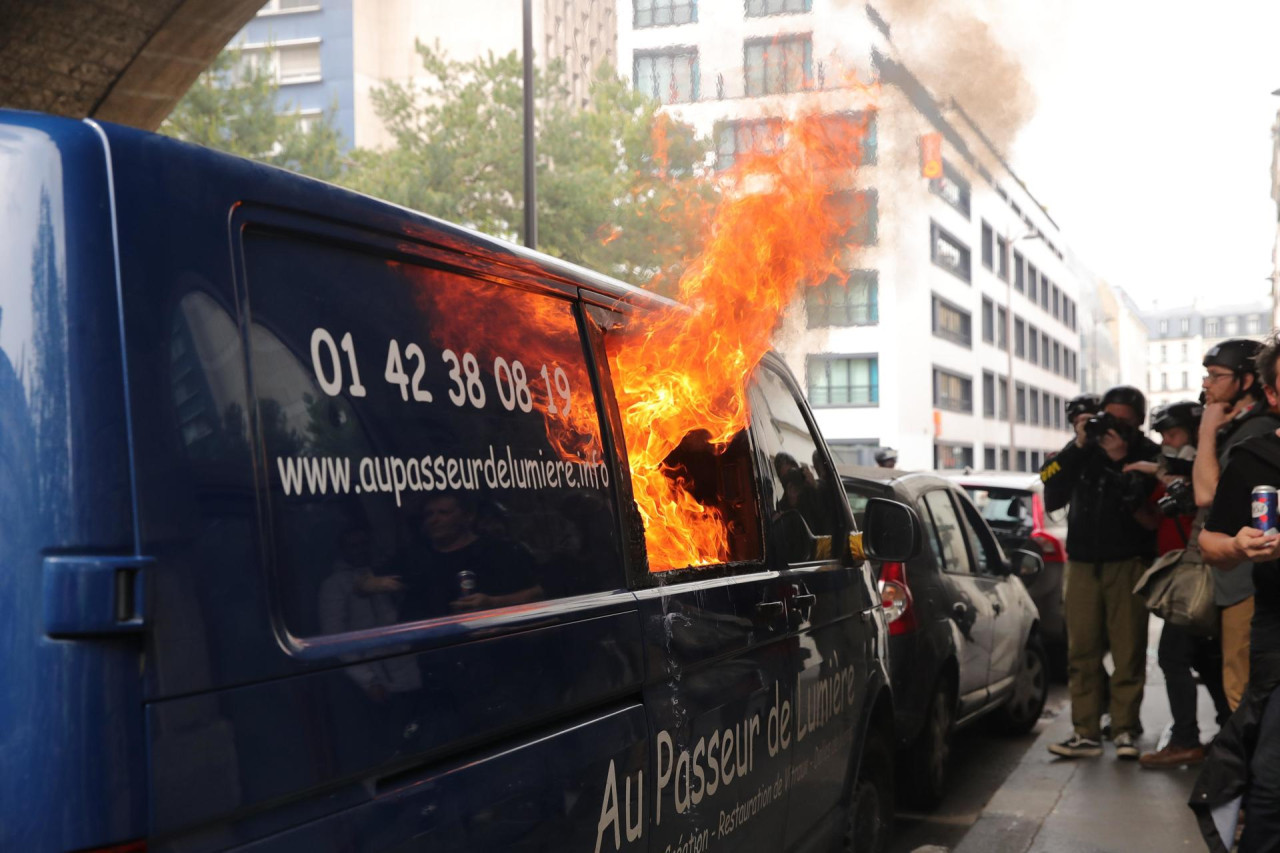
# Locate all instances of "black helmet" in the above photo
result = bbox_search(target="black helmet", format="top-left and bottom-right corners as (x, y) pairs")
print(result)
(874, 447), (898, 464)
(1065, 393), (1102, 422)
(1150, 400), (1203, 436)
(1203, 339), (1262, 375)
(1100, 385), (1147, 424)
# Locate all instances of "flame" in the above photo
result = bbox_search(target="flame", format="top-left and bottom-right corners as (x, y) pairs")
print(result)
(608, 90), (878, 572)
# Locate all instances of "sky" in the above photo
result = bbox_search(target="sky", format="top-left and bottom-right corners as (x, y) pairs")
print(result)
(998, 1), (1280, 312)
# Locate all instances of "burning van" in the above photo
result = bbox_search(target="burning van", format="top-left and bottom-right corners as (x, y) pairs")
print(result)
(0, 108), (919, 853)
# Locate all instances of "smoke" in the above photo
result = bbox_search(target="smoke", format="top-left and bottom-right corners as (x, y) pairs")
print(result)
(874, 0), (1037, 155)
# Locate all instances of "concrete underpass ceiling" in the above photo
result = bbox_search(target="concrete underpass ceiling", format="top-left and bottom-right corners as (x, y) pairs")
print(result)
(0, 0), (263, 130)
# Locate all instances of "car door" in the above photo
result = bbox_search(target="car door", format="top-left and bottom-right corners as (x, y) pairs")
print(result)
(919, 489), (996, 716)
(954, 490), (1024, 696)
(747, 361), (872, 849)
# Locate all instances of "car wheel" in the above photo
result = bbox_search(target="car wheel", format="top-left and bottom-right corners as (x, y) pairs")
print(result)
(842, 725), (894, 853)
(902, 675), (953, 809)
(995, 636), (1049, 734)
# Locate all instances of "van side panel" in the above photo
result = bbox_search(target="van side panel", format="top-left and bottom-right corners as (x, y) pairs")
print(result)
(0, 112), (144, 851)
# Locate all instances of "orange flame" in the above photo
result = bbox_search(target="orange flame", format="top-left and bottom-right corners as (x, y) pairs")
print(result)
(608, 91), (878, 572)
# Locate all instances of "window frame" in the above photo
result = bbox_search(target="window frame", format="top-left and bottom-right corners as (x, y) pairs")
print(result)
(744, 34), (813, 97)
(806, 354), (880, 408)
(932, 293), (973, 348)
(634, 47), (700, 104)
(634, 0), (698, 28)
(930, 220), (972, 283)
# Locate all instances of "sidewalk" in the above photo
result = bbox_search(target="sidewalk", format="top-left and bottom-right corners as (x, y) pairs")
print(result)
(952, 620), (1216, 853)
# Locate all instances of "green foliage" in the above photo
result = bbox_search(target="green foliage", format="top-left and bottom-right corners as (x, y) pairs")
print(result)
(342, 42), (717, 289)
(160, 48), (344, 181)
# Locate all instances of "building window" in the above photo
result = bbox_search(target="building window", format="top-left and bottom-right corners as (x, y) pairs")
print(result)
(1039, 278), (1050, 311)
(1053, 341), (1061, 375)
(997, 235), (1009, 281)
(1042, 393), (1051, 426)
(933, 295), (972, 347)
(929, 159), (971, 218)
(997, 306), (1008, 350)
(1027, 264), (1038, 303)
(981, 221), (994, 271)
(1014, 317), (1026, 358)
(1159, 343), (1167, 362)
(935, 442), (974, 470)
(998, 376), (1009, 419)
(258, 0), (321, 14)
(1206, 319), (1219, 336)
(1016, 382), (1027, 423)
(982, 297), (995, 344)
(1181, 317), (1191, 334)
(1029, 388), (1040, 425)
(826, 439), (882, 466)
(1053, 395), (1063, 430)
(1226, 317), (1239, 335)
(635, 0), (697, 27)
(1182, 370), (1189, 389)
(1181, 342), (1188, 361)
(1041, 331), (1051, 369)
(930, 221), (971, 282)
(635, 48), (699, 104)
(1027, 323), (1039, 363)
(1000, 448), (1010, 470)
(1160, 319), (1169, 334)
(714, 118), (784, 169)
(744, 35), (812, 96)
(827, 189), (878, 246)
(1030, 450), (1042, 471)
(746, 0), (811, 15)
(808, 356), (878, 406)
(984, 446), (997, 470)
(1051, 285), (1061, 320)
(1250, 315), (1264, 334)
(983, 370), (996, 418)
(1014, 250), (1025, 293)
(1016, 449), (1028, 472)
(242, 41), (323, 84)
(806, 270), (877, 327)
(1161, 372), (1169, 390)
(817, 111), (877, 166)
(933, 368), (973, 413)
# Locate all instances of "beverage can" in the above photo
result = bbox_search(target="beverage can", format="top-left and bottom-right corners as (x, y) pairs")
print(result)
(1251, 486), (1279, 536)
(457, 570), (477, 596)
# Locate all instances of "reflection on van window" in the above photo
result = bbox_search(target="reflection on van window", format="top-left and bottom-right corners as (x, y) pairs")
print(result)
(750, 366), (844, 563)
(236, 228), (624, 635)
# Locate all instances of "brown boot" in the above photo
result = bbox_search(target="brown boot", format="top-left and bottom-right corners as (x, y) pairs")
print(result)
(1138, 743), (1206, 768)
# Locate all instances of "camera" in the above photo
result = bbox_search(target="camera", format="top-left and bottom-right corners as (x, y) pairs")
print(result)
(1066, 393), (1102, 423)
(1083, 411), (1133, 444)
(1157, 478), (1196, 517)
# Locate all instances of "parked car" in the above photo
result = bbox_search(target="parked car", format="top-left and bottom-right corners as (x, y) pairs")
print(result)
(944, 472), (1068, 679)
(1, 109), (922, 853)
(841, 466), (1049, 809)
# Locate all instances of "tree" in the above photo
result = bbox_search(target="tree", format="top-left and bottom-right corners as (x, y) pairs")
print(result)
(340, 43), (716, 290)
(160, 47), (344, 181)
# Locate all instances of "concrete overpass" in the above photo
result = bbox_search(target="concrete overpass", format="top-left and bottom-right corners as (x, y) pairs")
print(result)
(1, 0), (262, 130)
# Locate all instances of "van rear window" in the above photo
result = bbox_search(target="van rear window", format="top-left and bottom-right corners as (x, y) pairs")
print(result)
(239, 228), (622, 636)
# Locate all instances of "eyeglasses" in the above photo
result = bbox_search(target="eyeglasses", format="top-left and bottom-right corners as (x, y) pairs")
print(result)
(1203, 371), (1236, 383)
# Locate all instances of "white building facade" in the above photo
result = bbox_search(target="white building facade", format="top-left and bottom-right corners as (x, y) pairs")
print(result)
(1142, 302), (1271, 413)
(617, 0), (1084, 471)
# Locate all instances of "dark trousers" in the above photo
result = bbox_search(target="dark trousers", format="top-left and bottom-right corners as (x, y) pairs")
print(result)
(1241, 686), (1280, 852)
(1159, 621), (1230, 748)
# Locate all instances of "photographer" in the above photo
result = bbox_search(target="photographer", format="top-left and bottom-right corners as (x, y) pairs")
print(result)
(1195, 339), (1280, 712)
(1041, 386), (1160, 759)
(1193, 331), (1280, 852)
(1135, 401), (1231, 769)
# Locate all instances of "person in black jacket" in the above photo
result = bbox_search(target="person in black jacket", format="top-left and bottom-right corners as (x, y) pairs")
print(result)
(1040, 385), (1160, 760)
(1194, 331), (1280, 853)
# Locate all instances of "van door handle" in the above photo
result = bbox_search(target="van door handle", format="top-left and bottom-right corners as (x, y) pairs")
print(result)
(756, 601), (785, 618)
(792, 593), (817, 607)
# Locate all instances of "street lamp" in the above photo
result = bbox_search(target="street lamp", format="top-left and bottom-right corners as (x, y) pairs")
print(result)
(1005, 229), (1043, 469)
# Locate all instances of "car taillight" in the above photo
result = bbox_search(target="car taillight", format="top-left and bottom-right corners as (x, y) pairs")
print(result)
(1031, 530), (1067, 563)
(1031, 494), (1067, 562)
(878, 561), (917, 635)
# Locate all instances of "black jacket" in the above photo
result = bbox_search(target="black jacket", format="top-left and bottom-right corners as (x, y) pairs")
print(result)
(1039, 433), (1160, 564)
(1190, 650), (1280, 851)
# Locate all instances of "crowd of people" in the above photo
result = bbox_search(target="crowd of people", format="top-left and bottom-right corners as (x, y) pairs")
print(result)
(1038, 333), (1280, 852)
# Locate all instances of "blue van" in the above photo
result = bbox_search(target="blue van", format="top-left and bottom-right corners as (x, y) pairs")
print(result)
(0, 109), (918, 853)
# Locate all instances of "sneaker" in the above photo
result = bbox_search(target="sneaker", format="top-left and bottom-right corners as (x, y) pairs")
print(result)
(1114, 732), (1140, 760)
(1048, 734), (1104, 758)
(1139, 743), (1205, 768)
